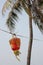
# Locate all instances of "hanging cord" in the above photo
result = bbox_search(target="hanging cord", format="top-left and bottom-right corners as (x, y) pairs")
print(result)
(0, 28), (43, 41)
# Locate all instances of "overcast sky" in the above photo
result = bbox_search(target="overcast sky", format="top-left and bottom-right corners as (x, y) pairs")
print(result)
(0, 0), (43, 65)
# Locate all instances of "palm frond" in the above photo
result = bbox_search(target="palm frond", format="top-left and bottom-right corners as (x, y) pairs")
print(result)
(13, 2), (22, 13)
(33, 10), (43, 33)
(33, 17), (43, 33)
(2, 0), (19, 15)
(6, 0), (22, 32)
(21, 0), (32, 16)
(6, 16), (15, 31)
(2, 0), (12, 15)
(31, 0), (43, 33)
(37, 0), (43, 6)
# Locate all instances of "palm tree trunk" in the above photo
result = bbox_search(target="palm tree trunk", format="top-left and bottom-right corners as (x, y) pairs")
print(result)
(27, 16), (33, 65)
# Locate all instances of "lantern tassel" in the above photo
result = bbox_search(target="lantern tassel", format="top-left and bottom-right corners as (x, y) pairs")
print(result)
(16, 56), (20, 61)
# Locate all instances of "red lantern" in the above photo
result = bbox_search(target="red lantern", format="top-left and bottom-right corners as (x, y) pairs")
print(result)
(9, 37), (21, 51)
(9, 37), (21, 60)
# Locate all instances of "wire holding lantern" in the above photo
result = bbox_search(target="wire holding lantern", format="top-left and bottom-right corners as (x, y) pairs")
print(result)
(0, 28), (43, 41)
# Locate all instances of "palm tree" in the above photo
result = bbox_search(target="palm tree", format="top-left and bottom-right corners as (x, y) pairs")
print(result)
(2, 0), (43, 65)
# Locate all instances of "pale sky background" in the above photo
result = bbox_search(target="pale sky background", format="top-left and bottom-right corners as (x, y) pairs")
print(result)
(0, 0), (43, 65)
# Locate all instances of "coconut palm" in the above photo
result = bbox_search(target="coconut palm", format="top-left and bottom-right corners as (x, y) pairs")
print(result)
(2, 0), (43, 65)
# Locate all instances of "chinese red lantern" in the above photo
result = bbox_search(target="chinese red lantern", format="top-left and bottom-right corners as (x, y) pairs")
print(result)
(9, 37), (21, 60)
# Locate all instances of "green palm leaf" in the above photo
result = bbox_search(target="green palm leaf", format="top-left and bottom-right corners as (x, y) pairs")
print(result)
(5, 0), (22, 32)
